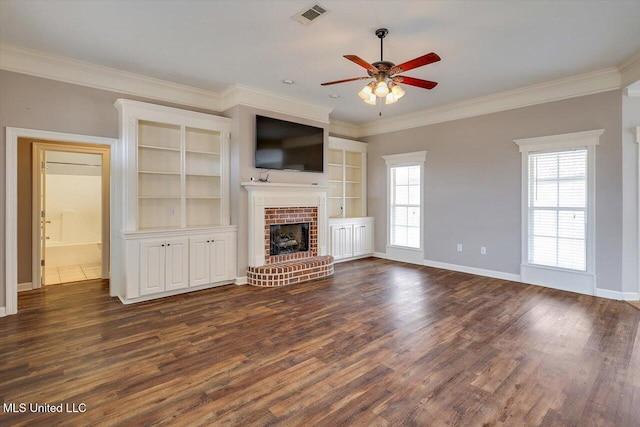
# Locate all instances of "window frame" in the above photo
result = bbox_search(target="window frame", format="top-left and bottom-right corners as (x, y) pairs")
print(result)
(515, 129), (603, 295)
(382, 151), (427, 265)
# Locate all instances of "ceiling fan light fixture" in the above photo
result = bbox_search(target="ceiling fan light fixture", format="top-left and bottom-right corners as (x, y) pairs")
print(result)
(364, 93), (377, 105)
(391, 83), (405, 99)
(374, 80), (390, 97)
(385, 92), (397, 104)
(358, 83), (373, 100)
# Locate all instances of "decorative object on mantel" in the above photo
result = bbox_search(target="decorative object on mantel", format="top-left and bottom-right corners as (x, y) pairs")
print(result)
(320, 28), (441, 108)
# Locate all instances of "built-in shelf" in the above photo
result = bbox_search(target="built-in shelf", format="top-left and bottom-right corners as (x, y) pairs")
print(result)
(185, 149), (220, 155)
(328, 137), (367, 218)
(139, 144), (181, 152)
(186, 196), (221, 199)
(139, 196), (181, 199)
(138, 170), (181, 175)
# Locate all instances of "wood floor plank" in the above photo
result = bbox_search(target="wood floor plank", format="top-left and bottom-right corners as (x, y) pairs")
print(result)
(1, 257), (639, 426)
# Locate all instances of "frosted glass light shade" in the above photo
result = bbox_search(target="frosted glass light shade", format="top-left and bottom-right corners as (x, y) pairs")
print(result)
(358, 84), (373, 100)
(391, 84), (405, 99)
(385, 92), (397, 104)
(374, 81), (390, 97)
(364, 93), (377, 105)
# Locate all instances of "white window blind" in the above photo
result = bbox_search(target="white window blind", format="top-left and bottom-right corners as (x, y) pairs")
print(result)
(528, 148), (587, 271)
(390, 165), (421, 248)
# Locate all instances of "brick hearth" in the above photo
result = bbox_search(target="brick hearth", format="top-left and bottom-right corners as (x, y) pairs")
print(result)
(247, 206), (333, 287)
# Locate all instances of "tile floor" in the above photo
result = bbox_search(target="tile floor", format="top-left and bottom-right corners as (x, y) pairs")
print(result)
(44, 263), (102, 285)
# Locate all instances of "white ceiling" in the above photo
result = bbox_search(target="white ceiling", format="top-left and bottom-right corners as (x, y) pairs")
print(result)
(1, 0), (639, 124)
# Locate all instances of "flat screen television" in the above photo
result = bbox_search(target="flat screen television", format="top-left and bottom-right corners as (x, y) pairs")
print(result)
(255, 115), (324, 173)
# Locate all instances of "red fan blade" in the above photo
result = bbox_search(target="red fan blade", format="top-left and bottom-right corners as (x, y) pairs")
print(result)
(344, 55), (380, 75)
(393, 75), (438, 89)
(390, 52), (441, 75)
(321, 76), (371, 86)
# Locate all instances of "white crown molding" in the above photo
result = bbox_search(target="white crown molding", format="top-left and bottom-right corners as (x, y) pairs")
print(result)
(0, 42), (223, 111)
(220, 83), (332, 123)
(353, 68), (621, 137)
(619, 50), (640, 89)
(0, 42), (632, 136)
(329, 120), (360, 139)
(0, 43), (331, 123)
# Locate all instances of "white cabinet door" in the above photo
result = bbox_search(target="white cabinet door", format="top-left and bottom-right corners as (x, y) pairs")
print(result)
(190, 236), (211, 287)
(353, 224), (365, 257)
(331, 224), (353, 260)
(330, 225), (344, 260)
(140, 239), (166, 296)
(165, 237), (188, 291)
(342, 224), (354, 258)
(353, 222), (374, 256)
(210, 234), (229, 283)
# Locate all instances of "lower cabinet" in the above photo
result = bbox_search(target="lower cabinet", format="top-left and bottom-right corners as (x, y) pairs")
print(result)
(329, 217), (374, 262)
(189, 232), (236, 287)
(140, 237), (189, 296)
(121, 226), (237, 303)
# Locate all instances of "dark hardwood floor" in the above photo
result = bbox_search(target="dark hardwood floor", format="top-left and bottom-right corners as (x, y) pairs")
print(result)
(1, 258), (638, 426)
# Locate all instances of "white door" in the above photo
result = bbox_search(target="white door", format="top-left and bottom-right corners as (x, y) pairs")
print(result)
(190, 236), (211, 287)
(140, 239), (166, 295)
(165, 238), (189, 290)
(210, 234), (229, 283)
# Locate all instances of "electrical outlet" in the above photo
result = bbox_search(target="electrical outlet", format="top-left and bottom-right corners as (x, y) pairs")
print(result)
(481, 246), (486, 255)
(457, 244), (462, 252)
(170, 207), (176, 216)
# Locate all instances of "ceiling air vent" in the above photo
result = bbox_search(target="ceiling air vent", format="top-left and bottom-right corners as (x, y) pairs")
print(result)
(292, 4), (328, 25)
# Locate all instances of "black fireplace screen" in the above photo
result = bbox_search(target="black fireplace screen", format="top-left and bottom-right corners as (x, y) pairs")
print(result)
(270, 222), (310, 256)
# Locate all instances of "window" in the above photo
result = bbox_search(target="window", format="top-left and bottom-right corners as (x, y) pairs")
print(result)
(515, 130), (602, 295)
(390, 165), (421, 248)
(383, 151), (426, 265)
(528, 149), (587, 270)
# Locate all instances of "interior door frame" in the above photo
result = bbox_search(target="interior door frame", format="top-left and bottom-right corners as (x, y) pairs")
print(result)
(32, 142), (111, 288)
(4, 127), (117, 316)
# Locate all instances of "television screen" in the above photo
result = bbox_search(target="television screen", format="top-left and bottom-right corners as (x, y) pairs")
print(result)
(255, 115), (324, 173)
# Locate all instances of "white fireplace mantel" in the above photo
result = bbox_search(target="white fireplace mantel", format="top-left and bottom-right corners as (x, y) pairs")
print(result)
(242, 182), (330, 267)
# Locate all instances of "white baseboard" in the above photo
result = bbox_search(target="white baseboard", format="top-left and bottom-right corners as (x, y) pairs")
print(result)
(595, 288), (640, 301)
(18, 282), (33, 292)
(423, 259), (521, 282)
(235, 276), (248, 285)
(373, 252), (387, 259)
(0, 307), (6, 317)
(333, 254), (375, 264)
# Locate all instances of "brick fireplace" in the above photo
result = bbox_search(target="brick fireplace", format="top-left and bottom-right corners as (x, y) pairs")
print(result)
(242, 182), (334, 287)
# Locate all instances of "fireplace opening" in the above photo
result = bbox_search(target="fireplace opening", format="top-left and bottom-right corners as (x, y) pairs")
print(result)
(270, 222), (309, 256)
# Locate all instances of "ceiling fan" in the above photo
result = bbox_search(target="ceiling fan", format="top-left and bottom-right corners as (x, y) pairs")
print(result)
(321, 28), (440, 105)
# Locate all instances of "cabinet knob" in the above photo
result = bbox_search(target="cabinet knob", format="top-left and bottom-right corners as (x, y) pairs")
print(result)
(167, 243), (171, 246)
(162, 244), (165, 247)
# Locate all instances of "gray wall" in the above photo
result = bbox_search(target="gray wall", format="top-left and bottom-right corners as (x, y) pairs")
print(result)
(363, 90), (624, 292)
(223, 105), (329, 277)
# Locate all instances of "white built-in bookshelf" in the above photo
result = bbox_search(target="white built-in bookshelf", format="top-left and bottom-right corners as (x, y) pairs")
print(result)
(328, 137), (367, 218)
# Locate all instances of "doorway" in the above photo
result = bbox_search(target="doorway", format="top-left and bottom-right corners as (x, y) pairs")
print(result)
(32, 142), (110, 288)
